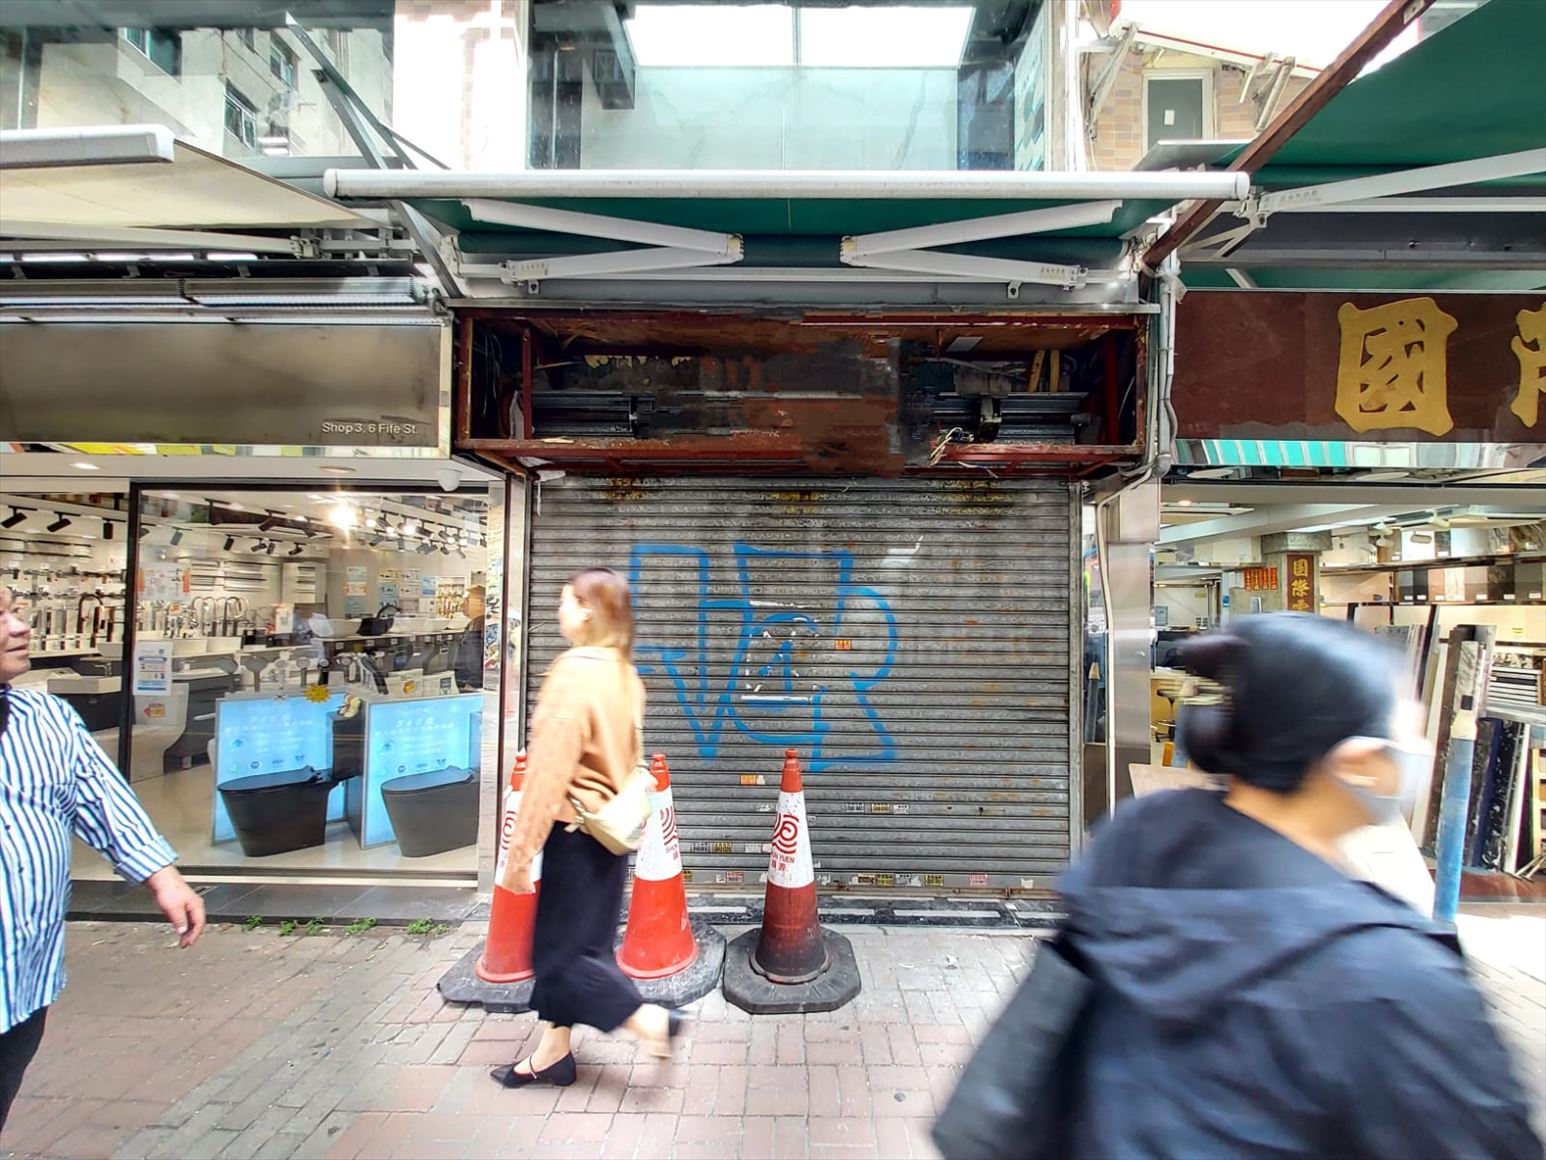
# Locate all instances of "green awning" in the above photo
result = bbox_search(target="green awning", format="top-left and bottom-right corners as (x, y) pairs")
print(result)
(1257, 0), (1546, 177)
(1180, 0), (1546, 292)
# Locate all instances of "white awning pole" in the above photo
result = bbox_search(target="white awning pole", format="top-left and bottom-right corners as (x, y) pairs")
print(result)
(328, 167), (1250, 202)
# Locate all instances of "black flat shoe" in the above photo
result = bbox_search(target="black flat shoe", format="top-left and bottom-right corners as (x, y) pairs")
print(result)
(490, 1053), (577, 1088)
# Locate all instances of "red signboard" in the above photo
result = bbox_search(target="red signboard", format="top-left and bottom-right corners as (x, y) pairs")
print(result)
(1285, 553), (1317, 612)
(1242, 566), (1279, 591)
(1173, 292), (1546, 442)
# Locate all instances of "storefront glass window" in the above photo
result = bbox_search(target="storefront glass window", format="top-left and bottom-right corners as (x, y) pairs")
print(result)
(121, 485), (492, 879)
(0, 487), (131, 770)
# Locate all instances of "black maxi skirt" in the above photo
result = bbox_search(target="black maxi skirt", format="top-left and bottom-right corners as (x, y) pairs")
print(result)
(529, 823), (643, 1032)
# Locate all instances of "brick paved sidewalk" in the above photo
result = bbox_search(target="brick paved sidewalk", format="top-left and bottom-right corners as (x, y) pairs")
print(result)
(4, 907), (1543, 1160)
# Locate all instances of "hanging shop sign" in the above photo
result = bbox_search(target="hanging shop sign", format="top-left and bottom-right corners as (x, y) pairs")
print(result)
(1241, 566), (1279, 591)
(0, 320), (448, 452)
(1284, 553), (1317, 613)
(1172, 292), (1546, 443)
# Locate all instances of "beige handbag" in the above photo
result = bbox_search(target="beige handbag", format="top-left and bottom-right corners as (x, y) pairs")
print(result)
(566, 666), (654, 855)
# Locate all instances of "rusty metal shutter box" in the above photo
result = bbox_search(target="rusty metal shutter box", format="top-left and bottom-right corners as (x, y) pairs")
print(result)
(526, 477), (1078, 892)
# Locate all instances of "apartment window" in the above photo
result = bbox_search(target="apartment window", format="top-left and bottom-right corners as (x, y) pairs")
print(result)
(270, 40), (297, 88)
(224, 84), (258, 150)
(121, 27), (181, 76)
(237, 28), (256, 52)
(1144, 72), (1212, 151)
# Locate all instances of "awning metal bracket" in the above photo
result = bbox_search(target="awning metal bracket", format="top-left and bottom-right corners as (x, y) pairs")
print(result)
(839, 199), (1121, 293)
(460, 198), (744, 289)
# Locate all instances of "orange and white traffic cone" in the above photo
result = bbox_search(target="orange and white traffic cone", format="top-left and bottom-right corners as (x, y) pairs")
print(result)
(475, 751), (542, 984)
(722, 749), (861, 1014)
(752, 749), (828, 981)
(618, 754), (699, 979)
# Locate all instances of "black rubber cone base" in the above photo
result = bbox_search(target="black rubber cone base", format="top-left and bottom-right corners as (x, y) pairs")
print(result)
(618, 920), (728, 1008)
(439, 921), (728, 1015)
(437, 944), (535, 1014)
(722, 928), (862, 1015)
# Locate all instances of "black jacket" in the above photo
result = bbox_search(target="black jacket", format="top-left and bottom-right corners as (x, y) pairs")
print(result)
(1060, 790), (1541, 1160)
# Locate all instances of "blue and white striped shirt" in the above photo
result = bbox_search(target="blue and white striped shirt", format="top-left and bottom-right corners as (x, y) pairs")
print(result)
(0, 686), (177, 1032)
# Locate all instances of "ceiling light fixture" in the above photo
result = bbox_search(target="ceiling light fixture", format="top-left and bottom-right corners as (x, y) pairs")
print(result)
(71, 461), (99, 471)
(103, 520), (116, 540)
(46, 515), (71, 533)
(223, 536), (236, 551)
(320, 466), (356, 475)
(265, 541), (277, 555)
(2, 508), (29, 529)
(169, 528), (184, 546)
(289, 543), (305, 556)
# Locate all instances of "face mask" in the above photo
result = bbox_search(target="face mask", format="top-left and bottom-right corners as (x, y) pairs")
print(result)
(1341, 739), (1430, 825)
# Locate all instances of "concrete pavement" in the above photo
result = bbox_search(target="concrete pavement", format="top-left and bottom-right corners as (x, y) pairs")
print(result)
(3, 906), (1542, 1160)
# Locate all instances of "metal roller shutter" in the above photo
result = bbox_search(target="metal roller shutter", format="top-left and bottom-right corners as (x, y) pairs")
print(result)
(526, 477), (1077, 892)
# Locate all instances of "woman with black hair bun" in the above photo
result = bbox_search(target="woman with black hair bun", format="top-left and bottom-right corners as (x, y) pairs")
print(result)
(1055, 613), (1540, 1159)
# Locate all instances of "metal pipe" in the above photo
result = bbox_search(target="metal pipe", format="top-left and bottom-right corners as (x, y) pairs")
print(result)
(328, 168), (1251, 203)
(1432, 703), (1478, 925)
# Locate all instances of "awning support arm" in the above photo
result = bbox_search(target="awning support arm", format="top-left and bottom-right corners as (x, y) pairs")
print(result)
(841, 199), (1121, 291)
(1255, 148), (1546, 214)
(458, 197), (744, 288)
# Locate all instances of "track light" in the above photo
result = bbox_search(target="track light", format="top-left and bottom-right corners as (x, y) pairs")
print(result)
(138, 525), (149, 539)
(47, 515), (71, 533)
(250, 539), (268, 553)
(289, 543), (304, 556)
(258, 515), (280, 532)
(170, 528), (184, 546)
(1, 508), (26, 529)
(223, 536), (236, 551)
(103, 520), (115, 539)
(265, 541), (277, 555)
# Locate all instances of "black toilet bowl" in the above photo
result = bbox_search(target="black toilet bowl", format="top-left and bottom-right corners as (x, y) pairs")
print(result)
(379, 766), (478, 857)
(219, 768), (333, 857)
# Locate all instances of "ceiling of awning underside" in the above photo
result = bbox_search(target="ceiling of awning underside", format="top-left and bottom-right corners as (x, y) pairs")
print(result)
(0, 139), (369, 230)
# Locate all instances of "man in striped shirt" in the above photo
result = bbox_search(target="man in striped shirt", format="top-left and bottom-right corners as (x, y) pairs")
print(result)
(0, 585), (204, 1132)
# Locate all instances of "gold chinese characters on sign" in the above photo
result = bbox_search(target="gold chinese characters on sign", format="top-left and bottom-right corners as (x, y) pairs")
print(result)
(1335, 296), (1546, 436)
(1511, 303), (1546, 427)
(1336, 297), (1457, 436)
(1285, 553), (1316, 613)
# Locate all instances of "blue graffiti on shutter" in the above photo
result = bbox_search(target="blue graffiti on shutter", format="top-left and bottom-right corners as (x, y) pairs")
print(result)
(628, 542), (897, 771)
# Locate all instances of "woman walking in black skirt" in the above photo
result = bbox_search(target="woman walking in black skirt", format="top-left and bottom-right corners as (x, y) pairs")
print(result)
(492, 567), (680, 1087)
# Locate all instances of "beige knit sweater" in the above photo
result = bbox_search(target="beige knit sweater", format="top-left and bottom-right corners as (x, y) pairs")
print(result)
(499, 646), (644, 885)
